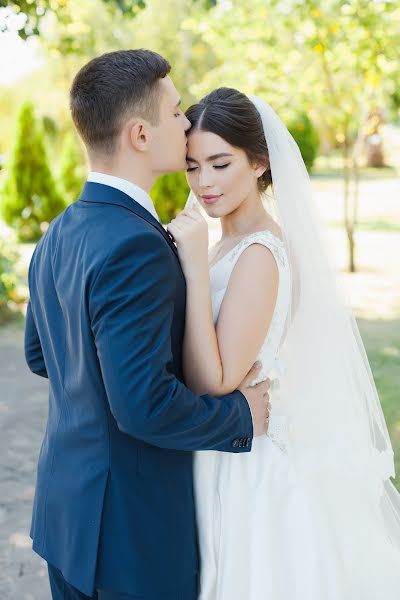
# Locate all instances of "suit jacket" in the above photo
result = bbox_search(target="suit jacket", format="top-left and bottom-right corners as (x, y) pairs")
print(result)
(25, 181), (253, 597)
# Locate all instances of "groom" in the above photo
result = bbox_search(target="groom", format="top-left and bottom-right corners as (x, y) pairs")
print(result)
(24, 49), (270, 600)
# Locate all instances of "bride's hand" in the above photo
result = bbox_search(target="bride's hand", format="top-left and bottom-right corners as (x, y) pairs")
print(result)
(166, 206), (209, 280)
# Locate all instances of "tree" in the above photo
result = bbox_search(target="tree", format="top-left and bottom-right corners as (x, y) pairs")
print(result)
(0, 0), (146, 44)
(59, 131), (86, 203)
(150, 172), (190, 224)
(293, 0), (399, 271)
(288, 113), (320, 172)
(1, 102), (65, 242)
(0, 239), (26, 323)
(185, 0), (400, 272)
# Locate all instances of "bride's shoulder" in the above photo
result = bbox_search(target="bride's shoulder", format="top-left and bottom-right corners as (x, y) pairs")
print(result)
(230, 228), (287, 271)
(244, 228), (283, 245)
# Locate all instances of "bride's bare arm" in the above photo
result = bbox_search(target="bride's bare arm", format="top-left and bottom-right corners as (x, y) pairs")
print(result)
(166, 208), (279, 396)
(183, 243), (279, 395)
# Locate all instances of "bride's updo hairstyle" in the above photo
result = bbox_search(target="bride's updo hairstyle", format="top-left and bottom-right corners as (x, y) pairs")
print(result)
(185, 87), (272, 193)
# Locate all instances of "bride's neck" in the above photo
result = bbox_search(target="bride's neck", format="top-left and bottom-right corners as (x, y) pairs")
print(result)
(220, 194), (268, 239)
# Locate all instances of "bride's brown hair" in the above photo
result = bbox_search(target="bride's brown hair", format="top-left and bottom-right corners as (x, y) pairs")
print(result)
(185, 87), (272, 193)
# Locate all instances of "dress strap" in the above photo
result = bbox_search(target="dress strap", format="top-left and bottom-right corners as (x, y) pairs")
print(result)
(227, 230), (288, 274)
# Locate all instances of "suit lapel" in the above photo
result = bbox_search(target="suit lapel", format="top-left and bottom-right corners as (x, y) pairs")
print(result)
(79, 182), (179, 259)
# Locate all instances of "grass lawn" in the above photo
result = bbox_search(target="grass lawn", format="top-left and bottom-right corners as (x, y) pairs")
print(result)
(358, 317), (400, 489)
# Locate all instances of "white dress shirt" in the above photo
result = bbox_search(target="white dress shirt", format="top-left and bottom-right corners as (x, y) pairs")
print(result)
(87, 171), (161, 223)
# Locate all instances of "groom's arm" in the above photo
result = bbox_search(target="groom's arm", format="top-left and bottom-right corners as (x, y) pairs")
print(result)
(24, 300), (48, 379)
(90, 230), (253, 453)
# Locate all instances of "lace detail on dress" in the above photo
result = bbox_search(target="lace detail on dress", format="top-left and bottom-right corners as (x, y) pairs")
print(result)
(267, 416), (289, 454)
(227, 230), (287, 269)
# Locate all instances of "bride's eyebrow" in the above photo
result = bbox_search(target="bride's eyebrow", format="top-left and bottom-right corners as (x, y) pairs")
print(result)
(186, 153), (233, 162)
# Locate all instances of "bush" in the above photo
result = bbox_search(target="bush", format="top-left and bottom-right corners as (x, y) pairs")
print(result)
(0, 102), (66, 242)
(42, 115), (59, 140)
(59, 131), (86, 204)
(150, 171), (190, 224)
(288, 112), (320, 172)
(0, 239), (26, 324)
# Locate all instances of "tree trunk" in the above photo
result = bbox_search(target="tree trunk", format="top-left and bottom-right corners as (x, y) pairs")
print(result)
(365, 106), (386, 168)
(342, 141), (356, 272)
(343, 128), (363, 274)
(349, 157), (360, 273)
(366, 135), (385, 167)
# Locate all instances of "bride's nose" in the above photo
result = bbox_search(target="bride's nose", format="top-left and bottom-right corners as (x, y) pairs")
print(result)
(198, 168), (214, 188)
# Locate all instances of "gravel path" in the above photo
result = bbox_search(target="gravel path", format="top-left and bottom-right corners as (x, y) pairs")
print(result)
(0, 323), (50, 599)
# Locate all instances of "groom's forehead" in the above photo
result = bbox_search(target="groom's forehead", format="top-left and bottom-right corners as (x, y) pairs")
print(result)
(160, 75), (180, 104)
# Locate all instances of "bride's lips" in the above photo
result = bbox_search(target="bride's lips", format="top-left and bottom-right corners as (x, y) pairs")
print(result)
(201, 194), (223, 205)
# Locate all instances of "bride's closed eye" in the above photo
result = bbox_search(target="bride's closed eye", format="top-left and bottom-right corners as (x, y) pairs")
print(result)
(186, 163), (230, 172)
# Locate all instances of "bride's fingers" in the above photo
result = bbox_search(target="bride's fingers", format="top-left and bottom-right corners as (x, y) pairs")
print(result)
(180, 208), (204, 222)
(174, 212), (193, 222)
(175, 214), (204, 229)
(166, 224), (179, 237)
(168, 222), (183, 233)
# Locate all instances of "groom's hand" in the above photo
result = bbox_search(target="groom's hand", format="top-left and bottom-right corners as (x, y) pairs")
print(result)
(238, 362), (271, 437)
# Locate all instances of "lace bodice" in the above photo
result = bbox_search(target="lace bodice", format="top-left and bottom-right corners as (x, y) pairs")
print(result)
(209, 230), (291, 451)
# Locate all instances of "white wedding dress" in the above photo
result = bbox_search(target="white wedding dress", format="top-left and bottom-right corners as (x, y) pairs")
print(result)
(193, 229), (400, 600)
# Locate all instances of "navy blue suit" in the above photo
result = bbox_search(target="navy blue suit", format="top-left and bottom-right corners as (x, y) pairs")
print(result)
(25, 182), (253, 598)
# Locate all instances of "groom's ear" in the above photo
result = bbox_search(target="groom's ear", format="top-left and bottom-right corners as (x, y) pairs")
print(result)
(128, 120), (150, 153)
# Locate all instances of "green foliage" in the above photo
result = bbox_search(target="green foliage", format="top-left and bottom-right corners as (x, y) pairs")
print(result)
(59, 131), (86, 203)
(185, 0), (400, 148)
(288, 113), (320, 171)
(150, 172), (190, 224)
(42, 115), (59, 140)
(129, 0), (212, 108)
(1, 0), (146, 46)
(0, 239), (24, 323)
(1, 102), (65, 242)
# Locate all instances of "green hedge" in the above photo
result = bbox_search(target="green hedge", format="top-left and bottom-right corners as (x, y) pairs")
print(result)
(150, 171), (190, 224)
(1, 102), (65, 242)
(59, 131), (86, 204)
(288, 112), (320, 172)
(0, 239), (25, 324)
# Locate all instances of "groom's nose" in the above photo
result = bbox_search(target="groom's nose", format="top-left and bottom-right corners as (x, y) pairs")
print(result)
(183, 116), (191, 131)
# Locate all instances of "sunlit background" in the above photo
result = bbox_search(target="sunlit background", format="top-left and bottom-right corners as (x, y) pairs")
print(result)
(0, 1), (399, 597)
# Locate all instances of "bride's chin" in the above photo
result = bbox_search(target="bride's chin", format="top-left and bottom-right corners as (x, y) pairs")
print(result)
(204, 206), (223, 218)
(210, 206), (233, 218)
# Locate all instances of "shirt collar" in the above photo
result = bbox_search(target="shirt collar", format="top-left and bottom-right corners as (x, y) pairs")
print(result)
(87, 171), (160, 223)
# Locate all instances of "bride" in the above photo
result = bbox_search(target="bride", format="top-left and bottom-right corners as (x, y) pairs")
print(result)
(166, 87), (400, 599)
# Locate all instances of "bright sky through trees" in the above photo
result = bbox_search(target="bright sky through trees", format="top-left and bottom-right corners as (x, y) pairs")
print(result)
(0, 32), (42, 86)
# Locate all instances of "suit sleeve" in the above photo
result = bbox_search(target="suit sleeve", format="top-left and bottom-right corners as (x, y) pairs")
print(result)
(90, 230), (253, 452)
(24, 300), (48, 379)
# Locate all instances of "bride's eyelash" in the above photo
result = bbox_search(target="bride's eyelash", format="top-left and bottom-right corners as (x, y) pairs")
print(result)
(186, 163), (230, 172)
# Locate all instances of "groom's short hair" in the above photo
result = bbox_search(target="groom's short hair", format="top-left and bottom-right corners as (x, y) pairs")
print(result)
(70, 49), (171, 154)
